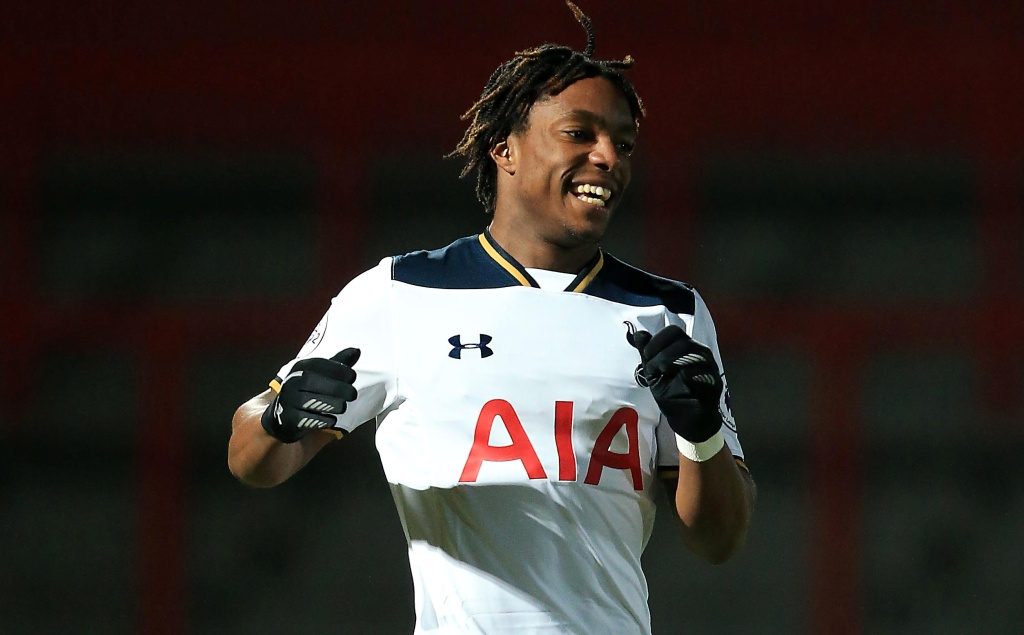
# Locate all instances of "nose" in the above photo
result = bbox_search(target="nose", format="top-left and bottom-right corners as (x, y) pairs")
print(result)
(588, 135), (620, 172)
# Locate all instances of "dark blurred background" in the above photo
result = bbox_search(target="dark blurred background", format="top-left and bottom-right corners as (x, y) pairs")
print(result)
(2, 1), (1022, 633)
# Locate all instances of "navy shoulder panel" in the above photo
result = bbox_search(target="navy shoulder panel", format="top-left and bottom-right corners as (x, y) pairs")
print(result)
(586, 253), (697, 314)
(391, 234), (520, 289)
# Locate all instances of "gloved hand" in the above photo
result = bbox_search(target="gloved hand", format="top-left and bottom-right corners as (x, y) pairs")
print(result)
(630, 325), (723, 443)
(261, 348), (360, 443)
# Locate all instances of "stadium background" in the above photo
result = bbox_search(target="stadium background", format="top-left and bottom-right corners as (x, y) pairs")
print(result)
(2, 1), (1022, 633)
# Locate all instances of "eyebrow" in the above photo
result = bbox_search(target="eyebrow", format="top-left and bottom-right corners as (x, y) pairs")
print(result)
(559, 109), (637, 135)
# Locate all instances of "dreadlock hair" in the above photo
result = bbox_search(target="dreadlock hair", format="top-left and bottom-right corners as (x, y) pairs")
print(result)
(448, 0), (646, 213)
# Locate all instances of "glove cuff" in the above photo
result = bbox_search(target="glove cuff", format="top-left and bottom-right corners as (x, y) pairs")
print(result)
(676, 429), (725, 463)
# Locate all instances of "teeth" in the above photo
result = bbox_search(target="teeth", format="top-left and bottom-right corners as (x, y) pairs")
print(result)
(575, 194), (606, 207)
(574, 184), (612, 201)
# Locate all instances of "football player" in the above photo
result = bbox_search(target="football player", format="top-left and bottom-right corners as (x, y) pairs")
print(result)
(229, 3), (754, 632)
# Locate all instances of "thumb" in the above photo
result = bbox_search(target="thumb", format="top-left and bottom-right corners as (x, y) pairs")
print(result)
(631, 330), (652, 359)
(331, 347), (361, 367)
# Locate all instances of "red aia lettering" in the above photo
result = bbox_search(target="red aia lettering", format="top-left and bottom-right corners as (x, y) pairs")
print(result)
(460, 400), (644, 491)
(459, 399), (546, 482)
(584, 407), (643, 491)
(554, 400), (575, 481)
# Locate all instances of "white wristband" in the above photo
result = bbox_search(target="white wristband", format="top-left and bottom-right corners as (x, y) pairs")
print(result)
(676, 429), (725, 463)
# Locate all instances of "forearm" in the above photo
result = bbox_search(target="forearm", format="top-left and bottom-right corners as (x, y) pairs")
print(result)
(672, 446), (755, 564)
(227, 390), (334, 487)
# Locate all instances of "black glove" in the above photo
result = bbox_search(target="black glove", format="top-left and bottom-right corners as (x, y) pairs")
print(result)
(261, 348), (361, 443)
(630, 325), (723, 443)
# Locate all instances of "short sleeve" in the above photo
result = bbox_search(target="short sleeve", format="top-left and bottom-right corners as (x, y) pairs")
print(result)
(690, 290), (743, 460)
(270, 258), (398, 434)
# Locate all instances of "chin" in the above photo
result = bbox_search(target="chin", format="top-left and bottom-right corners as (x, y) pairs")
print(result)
(544, 198), (613, 247)
(561, 220), (608, 246)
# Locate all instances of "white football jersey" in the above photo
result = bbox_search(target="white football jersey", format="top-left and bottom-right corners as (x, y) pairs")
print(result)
(272, 231), (744, 634)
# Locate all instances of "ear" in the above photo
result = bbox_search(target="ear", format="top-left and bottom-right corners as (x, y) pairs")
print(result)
(490, 139), (516, 176)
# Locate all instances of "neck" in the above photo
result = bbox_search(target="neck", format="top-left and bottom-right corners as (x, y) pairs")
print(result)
(486, 218), (599, 274)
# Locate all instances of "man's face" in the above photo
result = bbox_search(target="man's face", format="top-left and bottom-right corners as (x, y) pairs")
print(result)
(499, 75), (636, 247)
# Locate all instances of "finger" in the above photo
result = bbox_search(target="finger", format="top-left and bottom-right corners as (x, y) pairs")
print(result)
(631, 330), (652, 358)
(291, 357), (357, 384)
(296, 390), (354, 415)
(650, 336), (715, 371)
(331, 347), (361, 367)
(297, 375), (358, 401)
(679, 363), (720, 386)
(678, 364), (723, 402)
(671, 351), (710, 368)
(689, 373), (719, 386)
(279, 408), (336, 433)
(645, 339), (694, 376)
(644, 325), (688, 357)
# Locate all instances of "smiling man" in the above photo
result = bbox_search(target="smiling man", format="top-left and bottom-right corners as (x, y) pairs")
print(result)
(228, 2), (754, 633)
(486, 76), (633, 268)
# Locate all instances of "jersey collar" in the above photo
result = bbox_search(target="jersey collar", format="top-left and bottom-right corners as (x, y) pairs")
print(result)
(478, 229), (605, 293)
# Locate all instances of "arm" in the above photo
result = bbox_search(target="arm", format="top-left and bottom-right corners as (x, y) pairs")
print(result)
(665, 453), (756, 564)
(229, 261), (396, 487)
(228, 389), (339, 487)
(633, 319), (755, 563)
(228, 347), (360, 487)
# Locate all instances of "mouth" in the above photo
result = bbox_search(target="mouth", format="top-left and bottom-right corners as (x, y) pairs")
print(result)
(569, 182), (614, 208)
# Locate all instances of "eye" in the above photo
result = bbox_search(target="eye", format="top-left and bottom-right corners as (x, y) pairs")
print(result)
(617, 141), (636, 155)
(564, 129), (592, 141)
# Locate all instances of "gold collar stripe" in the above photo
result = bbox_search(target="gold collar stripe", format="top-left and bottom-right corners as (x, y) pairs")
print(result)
(478, 233), (533, 287)
(569, 251), (604, 293)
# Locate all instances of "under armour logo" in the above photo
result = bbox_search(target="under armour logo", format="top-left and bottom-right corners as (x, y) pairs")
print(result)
(449, 334), (494, 359)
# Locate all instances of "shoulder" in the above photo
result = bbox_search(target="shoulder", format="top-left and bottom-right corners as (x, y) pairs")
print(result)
(588, 252), (697, 315)
(333, 257), (393, 300)
(390, 234), (519, 290)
